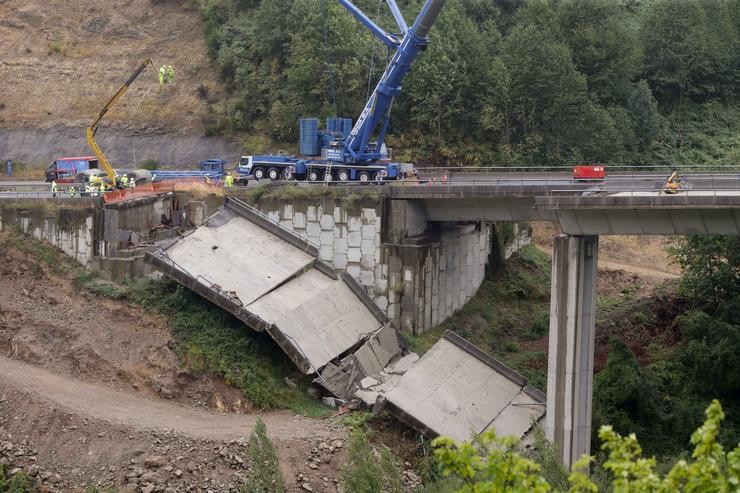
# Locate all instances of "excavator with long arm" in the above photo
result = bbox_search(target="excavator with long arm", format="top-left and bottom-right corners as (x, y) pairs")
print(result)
(85, 58), (162, 186)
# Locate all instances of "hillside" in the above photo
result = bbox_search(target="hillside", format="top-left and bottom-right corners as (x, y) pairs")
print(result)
(200, 0), (739, 166)
(0, 0), (242, 165)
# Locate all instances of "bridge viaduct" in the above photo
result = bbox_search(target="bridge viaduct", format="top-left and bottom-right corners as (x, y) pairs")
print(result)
(3, 172), (740, 466)
(392, 173), (740, 466)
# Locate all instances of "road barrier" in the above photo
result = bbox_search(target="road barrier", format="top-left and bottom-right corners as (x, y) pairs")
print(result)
(103, 178), (223, 204)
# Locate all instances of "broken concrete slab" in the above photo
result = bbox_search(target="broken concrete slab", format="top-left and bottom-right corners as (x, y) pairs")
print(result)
(371, 324), (402, 366)
(385, 353), (419, 374)
(379, 332), (545, 442)
(164, 209), (315, 306)
(248, 268), (382, 373)
(353, 340), (385, 377)
(147, 198), (544, 445)
(147, 199), (394, 375)
(348, 324), (402, 378)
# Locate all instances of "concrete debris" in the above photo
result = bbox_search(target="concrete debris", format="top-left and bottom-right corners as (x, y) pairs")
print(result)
(359, 376), (379, 389)
(251, 268), (382, 372)
(320, 397), (346, 408)
(148, 200), (546, 444)
(385, 352), (419, 374)
(164, 210), (316, 307)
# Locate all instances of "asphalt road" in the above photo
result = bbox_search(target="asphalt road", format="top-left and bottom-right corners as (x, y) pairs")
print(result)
(1, 172), (739, 200)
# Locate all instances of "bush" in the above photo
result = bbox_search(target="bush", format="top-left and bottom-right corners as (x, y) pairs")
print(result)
(242, 418), (285, 493)
(527, 311), (549, 340)
(138, 159), (160, 170)
(340, 431), (404, 493)
(0, 465), (33, 493)
(432, 400), (740, 492)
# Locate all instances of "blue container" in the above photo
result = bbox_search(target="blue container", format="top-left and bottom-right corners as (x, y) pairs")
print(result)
(300, 118), (320, 156)
(339, 118), (353, 138)
(326, 117), (353, 138)
(326, 117), (338, 134)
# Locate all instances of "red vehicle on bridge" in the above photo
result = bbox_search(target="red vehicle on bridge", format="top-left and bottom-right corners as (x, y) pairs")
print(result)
(45, 156), (99, 183)
(572, 165), (606, 180)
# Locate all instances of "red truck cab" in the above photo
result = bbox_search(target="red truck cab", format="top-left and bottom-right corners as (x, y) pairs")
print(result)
(572, 165), (605, 180)
(45, 157), (99, 183)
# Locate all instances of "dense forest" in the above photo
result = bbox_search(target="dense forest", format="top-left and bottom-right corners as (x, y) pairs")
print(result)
(592, 236), (739, 459)
(198, 0), (738, 167)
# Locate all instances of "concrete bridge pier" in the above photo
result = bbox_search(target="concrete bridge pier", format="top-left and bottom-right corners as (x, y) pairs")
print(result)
(546, 234), (598, 468)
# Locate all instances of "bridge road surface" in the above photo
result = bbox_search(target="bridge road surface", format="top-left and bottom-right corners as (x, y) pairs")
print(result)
(2, 172), (739, 200)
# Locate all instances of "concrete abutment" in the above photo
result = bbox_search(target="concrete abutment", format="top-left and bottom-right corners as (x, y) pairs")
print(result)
(252, 196), (530, 333)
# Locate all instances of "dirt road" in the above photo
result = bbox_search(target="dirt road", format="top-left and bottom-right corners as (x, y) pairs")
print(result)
(0, 355), (325, 442)
(597, 259), (679, 280)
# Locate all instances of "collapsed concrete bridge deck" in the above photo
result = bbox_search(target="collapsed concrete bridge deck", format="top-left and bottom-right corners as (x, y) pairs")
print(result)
(145, 197), (545, 441)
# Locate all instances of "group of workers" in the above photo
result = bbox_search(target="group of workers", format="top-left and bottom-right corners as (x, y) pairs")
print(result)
(158, 65), (175, 85)
(50, 174), (137, 198)
(203, 173), (235, 187)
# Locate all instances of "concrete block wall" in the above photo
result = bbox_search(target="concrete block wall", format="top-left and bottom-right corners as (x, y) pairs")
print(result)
(399, 224), (491, 332)
(255, 198), (497, 334)
(98, 194), (175, 257)
(0, 203), (95, 267)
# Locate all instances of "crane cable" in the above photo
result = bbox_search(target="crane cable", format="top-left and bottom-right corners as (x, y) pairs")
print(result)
(365, 0), (384, 102)
(320, 0), (337, 113)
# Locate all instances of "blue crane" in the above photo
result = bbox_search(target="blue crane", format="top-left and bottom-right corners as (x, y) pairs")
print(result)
(238, 0), (446, 183)
(328, 0), (446, 164)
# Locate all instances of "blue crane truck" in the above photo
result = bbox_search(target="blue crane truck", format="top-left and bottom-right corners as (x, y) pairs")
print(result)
(238, 0), (446, 183)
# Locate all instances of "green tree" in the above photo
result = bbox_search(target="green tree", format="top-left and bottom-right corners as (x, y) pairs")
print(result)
(670, 236), (740, 315)
(402, 1), (495, 164)
(243, 418), (285, 493)
(641, 0), (718, 101)
(626, 80), (661, 153)
(557, 0), (640, 103)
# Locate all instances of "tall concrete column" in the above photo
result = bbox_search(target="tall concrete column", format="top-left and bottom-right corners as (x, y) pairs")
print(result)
(546, 234), (598, 468)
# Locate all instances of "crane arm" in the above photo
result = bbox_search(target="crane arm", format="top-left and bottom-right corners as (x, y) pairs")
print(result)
(335, 0), (399, 49)
(86, 59), (159, 182)
(385, 0), (408, 34)
(335, 0), (446, 163)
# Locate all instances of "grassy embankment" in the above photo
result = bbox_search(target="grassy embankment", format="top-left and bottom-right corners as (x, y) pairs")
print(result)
(0, 230), (328, 417)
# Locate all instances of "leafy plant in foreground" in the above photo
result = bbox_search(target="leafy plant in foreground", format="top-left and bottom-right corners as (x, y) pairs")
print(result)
(432, 400), (740, 492)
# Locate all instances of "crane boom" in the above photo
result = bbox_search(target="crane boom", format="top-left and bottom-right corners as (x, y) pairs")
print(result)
(331, 0), (446, 164)
(86, 59), (160, 182)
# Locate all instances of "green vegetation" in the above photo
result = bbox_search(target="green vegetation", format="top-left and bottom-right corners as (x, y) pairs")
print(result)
(406, 238), (738, 461)
(240, 182), (382, 207)
(432, 400), (740, 492)
(138, 158), (160, 171)
(243, 418), (285, 493)
(340, 431), (405, 493)
(75, 275), (329, 416)
(0, 465), (32, 493)
(199, 0), (737, 166)
(407, 245), (551, 389)
(590, 236), (739, 458)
